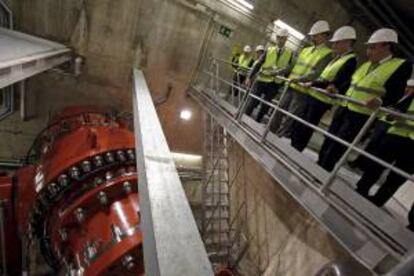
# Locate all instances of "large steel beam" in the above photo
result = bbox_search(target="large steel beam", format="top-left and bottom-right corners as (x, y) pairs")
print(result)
(132, 69), (213, 276)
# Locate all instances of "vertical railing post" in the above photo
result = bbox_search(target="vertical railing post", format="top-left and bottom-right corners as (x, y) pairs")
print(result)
(261, 80), (290, 142)
(215, 61), (220, 97)
(320, 108), (380, 194)
(235, 79), (257, 122)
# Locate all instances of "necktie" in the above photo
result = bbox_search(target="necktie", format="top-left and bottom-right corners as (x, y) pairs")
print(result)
(276, 48), (282, 65)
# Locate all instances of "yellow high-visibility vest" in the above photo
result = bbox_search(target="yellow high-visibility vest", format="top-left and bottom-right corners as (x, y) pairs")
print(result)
(237, 54), (253, 74)
(345, 58), (405, 115)
(257, 46), (293, 83)
(387, 98), (414, 140)
(309, 53), (356, 105)
(289, 44), (332, 94)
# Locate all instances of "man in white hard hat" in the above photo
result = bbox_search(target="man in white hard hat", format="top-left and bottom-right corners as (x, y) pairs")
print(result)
(231, 45), (254, 99)
(270, 20), (333, 137)
(237, 45), (254, 80)
(291, 26), (358, 152)
(243, 29), (294, 123)
(318, 28), (412, 172)
(353, 79), (414, 215)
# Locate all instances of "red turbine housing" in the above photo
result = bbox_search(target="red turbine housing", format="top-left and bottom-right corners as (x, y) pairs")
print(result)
(13, 107), (143, 275)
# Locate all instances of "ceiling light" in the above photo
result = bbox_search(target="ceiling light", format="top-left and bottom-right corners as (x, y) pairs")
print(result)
(227, 0), (254, 11)
(274, 19), (305, 40)
(180, 109), (192, 121)
(172, 152), (202, 161)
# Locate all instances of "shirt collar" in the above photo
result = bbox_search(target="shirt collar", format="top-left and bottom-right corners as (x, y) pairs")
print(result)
(315, 43), (326, 49)
(341, 50), (353, 57)
(379, 55), (393, 64)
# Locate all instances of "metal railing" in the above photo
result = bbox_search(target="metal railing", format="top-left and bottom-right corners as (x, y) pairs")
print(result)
(190, 56), (414, 273)
(205, 57), (414, 194)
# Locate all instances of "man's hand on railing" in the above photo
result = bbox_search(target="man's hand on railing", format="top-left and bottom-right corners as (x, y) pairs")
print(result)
(301, 82), (313, 88)
(326, 84), (339, 94)
(384, 108), (400, 122)
(365, 97), (382, 109)
(385, 114), (398, 122)
(244, 78), (252, 88)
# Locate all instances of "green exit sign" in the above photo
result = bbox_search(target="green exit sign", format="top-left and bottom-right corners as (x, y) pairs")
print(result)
(219, 25), (233, 38)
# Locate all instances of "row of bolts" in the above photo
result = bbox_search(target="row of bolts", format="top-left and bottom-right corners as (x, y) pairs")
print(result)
(41, 149), (137, 271)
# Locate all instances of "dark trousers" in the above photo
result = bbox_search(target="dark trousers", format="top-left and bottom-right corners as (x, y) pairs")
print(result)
(291, 97), (331, 152)
(245, 81), (279, 122)
(349, 121), (389, 170)
(355, 133), (414, 206)
(269, 88), (309, 137)
(317, 107), (369, 172)
(230, 73), (246, 98)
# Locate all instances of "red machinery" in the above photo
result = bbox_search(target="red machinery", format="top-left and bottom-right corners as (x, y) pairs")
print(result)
(0, 107), (144, 275)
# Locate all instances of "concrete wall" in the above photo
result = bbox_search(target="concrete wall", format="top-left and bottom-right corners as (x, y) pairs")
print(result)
(3, 0), (210, 157)
(0, 0), (384, 274)
(0, 0), (375, 160)
(228, 142), (372, 276)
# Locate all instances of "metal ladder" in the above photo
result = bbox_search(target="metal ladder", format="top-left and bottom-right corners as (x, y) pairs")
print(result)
(202, 114), (232, 267)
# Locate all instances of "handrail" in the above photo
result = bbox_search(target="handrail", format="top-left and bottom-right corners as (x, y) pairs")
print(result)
(213, 57), (414, 121)
(193, 48), (414, 276)
(202, 59), (414, 190)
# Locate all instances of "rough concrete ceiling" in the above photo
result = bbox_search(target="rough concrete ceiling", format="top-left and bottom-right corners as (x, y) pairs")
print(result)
(392, 0), (414, 23)
(338, 0), (414, 61)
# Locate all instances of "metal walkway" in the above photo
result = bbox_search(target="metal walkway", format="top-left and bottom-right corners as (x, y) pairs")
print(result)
(189, 59), (414, 275)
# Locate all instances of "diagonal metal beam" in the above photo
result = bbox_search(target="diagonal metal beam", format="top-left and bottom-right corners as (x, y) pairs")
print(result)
(132, 69), (213, 276)
(0, 27), (71, 89)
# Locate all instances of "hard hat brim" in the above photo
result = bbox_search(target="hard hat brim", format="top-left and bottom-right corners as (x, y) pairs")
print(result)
(330, 37), (356, 42)
(365, 40), (398, 45)
(308, 30), (330, 36)
(365, 40), (397, 45)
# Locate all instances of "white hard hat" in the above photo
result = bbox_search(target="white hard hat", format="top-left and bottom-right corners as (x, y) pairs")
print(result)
(330, 26), (357, 42)
(243, 45), (252, 53)
(407, 79), (414, 87)
(276, 28), (289, 37)
(270, 33), (277, 43)
(256, 45), (265, 51)
(308, 20), (330, 35)
(366, 28), (398, 44)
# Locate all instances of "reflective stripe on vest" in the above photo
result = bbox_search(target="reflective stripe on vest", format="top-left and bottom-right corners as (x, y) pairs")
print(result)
(289, 45), (332, 94)
(309, 53), (356, 105)
(257, 47), (293, 83)
(388, 99), (414, 140)
(345, 58), (405, 115)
